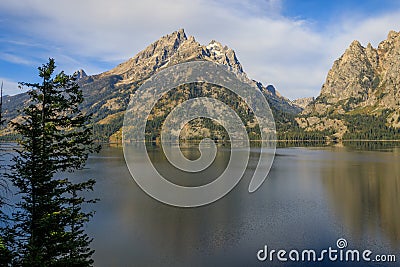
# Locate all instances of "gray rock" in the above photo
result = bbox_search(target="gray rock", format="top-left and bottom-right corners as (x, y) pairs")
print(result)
(300, 30), (400, 136)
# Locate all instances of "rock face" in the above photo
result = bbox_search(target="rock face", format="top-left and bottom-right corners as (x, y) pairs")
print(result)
(299, 30), (400, 136)
(73, 69), (88, 79)
(293, 97), (314, 109)
(101, 29), (245, 81)
(2, 29), (299, 142)
(320, 40), (378, 102)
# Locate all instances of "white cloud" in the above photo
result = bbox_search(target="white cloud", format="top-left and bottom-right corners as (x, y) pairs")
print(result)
(1, 0), (400, 99)
(0, 78), (21, 96)
(0, 52), (37, 65)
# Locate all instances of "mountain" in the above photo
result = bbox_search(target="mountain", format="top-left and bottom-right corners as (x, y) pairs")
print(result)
(292, 97), (314, 109)
(1, 29), (300, 142)
(74, 69), (87, 79)
(297, 30), (400, 139)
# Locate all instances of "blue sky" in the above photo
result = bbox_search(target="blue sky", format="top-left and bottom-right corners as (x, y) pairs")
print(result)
(283, 0), (400, 28)
(1, 0), (400, 99)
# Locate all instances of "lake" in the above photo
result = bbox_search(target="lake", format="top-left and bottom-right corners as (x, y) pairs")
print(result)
(2, 144), (400, 266)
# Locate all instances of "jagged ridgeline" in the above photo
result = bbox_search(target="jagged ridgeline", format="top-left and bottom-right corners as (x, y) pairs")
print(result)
(1, 29), (301, 143)
(297, 30), (400, 140)
(144, 82), (261, 143)
(2, 29), (400, 142)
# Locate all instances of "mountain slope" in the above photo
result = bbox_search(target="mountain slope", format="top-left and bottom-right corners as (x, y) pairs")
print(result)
(297, 30), (400, 139)
(2, 29), (300, 142)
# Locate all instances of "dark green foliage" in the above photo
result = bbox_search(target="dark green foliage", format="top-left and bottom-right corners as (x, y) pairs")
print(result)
(269, 102), (331, 143)
(343, 140), (400, 150)
(342, 112), (400, 140)
(2, 59), (99, 266)
(92, 114), (124, 143)
(142, 82), (332, 144)
(144, 82), (261, 142)
(78, 75), (135, 123)
(0, 134), (22, 142)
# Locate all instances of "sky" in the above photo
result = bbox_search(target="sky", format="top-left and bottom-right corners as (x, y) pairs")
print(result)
(1, 0), (400, 99)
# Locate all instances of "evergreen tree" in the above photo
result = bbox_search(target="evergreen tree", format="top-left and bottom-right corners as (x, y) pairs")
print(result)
(0, 81), (14, 264)
(5, 59), (99, 266)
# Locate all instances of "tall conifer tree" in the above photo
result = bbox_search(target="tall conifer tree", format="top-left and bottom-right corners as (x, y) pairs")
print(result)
(5, 58), (99, 266)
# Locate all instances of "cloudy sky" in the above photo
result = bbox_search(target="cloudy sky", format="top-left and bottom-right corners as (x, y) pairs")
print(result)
(1, 0), (400, 99)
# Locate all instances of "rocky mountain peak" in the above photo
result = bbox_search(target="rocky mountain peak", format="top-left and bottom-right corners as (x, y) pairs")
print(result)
(105, 29), (188, 79)
(167, 33), (206, 65)
(377, 30), (400, 57)
(316, 30), (400, 108)
(73, 69), (87, 79)
(318, 38), (377, 102)
(341, 40), (366, 62)
(175, 28), (187, 39)
(387, 30), (399, 40)
(207, 40), (225, 51)
(77, 29), (286, 106)
(377, 30), (400, 58)
(299, 29), (400, 136)
(0, 28), (304, 142)
(100, 29), (245, 82)
(205, 40), (243, 73)
(349, 40), (362, 50)
(266, 85), (276, 95)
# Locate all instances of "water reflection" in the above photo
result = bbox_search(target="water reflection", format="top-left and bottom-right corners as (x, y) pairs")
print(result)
(322, 147), (400, 247)
(4, 143), (398, 266)
(85, 145), (400, 266)
(85, 146), (257, 266)
(343, 141), (400, 151)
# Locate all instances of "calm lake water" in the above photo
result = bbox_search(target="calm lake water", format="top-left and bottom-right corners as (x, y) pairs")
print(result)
(2, 144), (400, 266)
